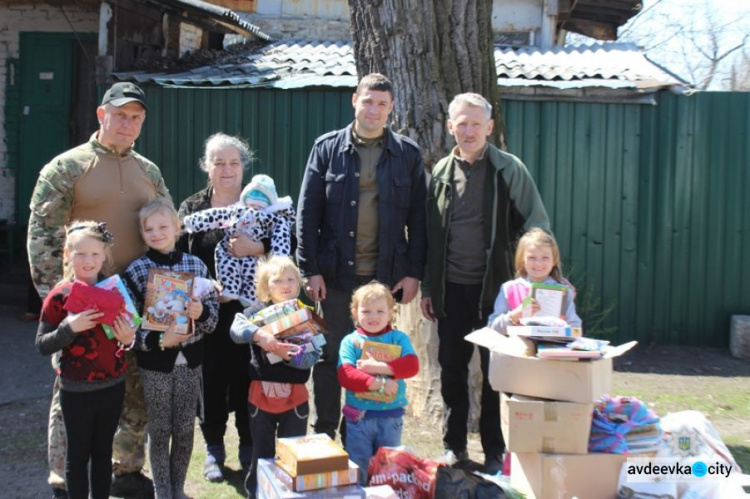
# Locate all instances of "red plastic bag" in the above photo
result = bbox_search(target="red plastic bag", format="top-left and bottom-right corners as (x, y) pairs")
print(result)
(367, 446), (440, 498)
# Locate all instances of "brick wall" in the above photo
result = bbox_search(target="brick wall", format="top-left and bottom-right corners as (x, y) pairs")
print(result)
(0, 3), (98, 223)
(247, 17), (351, 41)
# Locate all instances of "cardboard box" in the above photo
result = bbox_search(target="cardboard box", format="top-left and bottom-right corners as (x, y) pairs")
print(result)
(465, 328), (636, 403)
(276, 434), (350, 476)
(501, 394), (593, 454)
(275, 459), (359, 491)
(511, 452), (627, 499)
(507, 325), (582, 338)
(257, 459), (365, 499)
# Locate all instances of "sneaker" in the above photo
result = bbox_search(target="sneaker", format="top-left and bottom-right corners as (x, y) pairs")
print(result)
(110, 471), (155, 498)
(203, 454), (224, 482)
(437, 449), (471, 467)
(454, 449), (471, 468)
(52, 488), (68, 499)
(483, 454), (504, 474)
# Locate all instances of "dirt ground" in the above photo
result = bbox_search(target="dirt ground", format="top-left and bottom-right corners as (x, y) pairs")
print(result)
(2, 262), (748, 498)
(613, 344), (750, 377)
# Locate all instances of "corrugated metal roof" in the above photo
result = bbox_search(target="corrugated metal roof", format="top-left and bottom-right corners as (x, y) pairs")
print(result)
(149, 0), (272, 40)
(495, 43), (685, 89)
(115, 40), (684, 91)
(115, 41), (356, 87)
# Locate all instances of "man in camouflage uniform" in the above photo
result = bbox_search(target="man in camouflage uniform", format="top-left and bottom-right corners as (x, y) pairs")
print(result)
(28, 82), (170, 498)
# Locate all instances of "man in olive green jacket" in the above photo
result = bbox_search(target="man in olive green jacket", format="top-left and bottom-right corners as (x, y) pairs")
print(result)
(421, 93), (549, 471)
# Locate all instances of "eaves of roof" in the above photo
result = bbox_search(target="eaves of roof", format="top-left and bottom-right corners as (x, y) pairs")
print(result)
(146, 0), (272, 40)
(115, 40), (687, 99)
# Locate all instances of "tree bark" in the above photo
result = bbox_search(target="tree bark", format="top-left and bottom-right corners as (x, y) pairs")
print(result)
(349, 0), (504, 431)
(349, 0), (506, 169)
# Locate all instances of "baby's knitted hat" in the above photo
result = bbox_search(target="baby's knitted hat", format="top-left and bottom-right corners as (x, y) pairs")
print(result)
(241, 174), (278, 209)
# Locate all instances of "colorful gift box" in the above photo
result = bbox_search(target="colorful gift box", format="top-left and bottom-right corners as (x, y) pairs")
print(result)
(274, 458), (359, 492)
(257, 459), (364, 499)
(252, 299), (303, 325)
(266, 308), (328, 338)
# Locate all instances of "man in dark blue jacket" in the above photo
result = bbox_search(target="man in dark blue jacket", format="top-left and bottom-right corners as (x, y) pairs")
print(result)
(296, 73), (427, 440)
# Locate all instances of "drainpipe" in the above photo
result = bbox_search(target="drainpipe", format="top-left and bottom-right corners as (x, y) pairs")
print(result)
(540, 0), (559, 49)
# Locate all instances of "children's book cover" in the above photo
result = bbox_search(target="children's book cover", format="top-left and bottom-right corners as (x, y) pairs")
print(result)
(523, 282), (568, 318)
(354, 340), (402, 403)
(142, 269), (194, 334)
(252, 299), (303, 326)
(267, 308), (329, 338)
(96, 275), (142, 340)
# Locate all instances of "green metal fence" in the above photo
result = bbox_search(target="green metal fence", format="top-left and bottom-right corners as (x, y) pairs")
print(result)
(139, 86), (353, 203)
(137, 86), (750, 346)
(504, 92), (750, 347)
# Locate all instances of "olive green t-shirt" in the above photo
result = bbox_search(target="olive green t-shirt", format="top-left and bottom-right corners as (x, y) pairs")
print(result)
(352, 129), (384, 277)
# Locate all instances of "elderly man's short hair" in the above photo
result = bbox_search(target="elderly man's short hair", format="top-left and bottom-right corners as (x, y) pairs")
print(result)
(448, 93), (492, 121)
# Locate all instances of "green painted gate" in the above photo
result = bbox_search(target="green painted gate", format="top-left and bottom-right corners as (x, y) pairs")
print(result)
(135, 86), (750, 347)
(12, 32), (98, 225)
(15, 33), (74, 225)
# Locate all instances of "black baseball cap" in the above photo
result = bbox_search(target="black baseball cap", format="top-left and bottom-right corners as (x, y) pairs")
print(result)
(101, 82), (147, 110)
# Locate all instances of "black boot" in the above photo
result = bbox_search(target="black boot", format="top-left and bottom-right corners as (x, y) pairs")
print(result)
(110, 471), (155, 499)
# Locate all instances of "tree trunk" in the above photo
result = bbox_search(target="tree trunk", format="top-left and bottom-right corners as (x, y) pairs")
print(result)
(349, 0), (506, 168)
(349, 0), (504, 430)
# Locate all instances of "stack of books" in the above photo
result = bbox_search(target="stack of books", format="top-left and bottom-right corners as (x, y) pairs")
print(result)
(534, 337), (611, 360)
(256, 434), (364, 498)
(507, 282), (586, 353)
(250, 299), (328, 364)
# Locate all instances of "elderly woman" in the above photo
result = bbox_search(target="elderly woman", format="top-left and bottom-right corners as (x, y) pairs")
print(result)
(177, 133), (263, 482)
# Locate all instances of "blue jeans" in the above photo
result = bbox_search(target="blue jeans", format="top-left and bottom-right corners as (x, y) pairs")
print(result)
(345, 415), (403, 485)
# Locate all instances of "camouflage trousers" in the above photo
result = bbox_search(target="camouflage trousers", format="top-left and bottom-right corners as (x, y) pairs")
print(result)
(48, 351), (148, 488)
